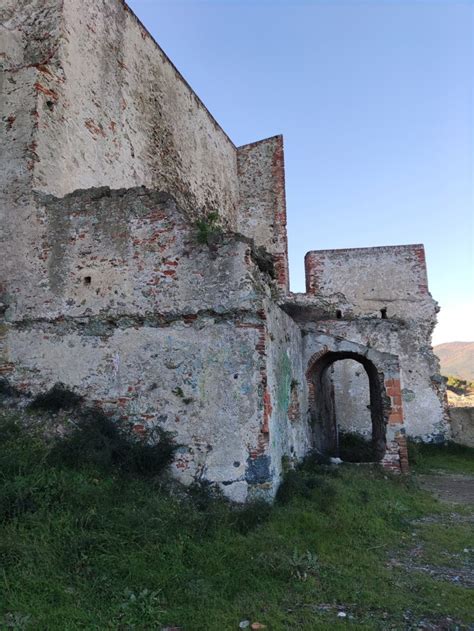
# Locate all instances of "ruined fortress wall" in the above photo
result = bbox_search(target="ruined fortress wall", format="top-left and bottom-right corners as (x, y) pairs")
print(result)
(9, 0), (239, 221)
(449, 407), (474, 448)
(4, 187), (262, 322)
(1, 0), (239, 309)
(6, 314), (265, 502)
(301, 331), (409, 471)
(1, 0), (290, 298)
(0, 0), (301, 500)
(238, 137), (290, 290)
(263, 300), (311, 493)
(0, 0), (64, 312)
(1, 182), (303, 501)
(0, 185), (268, 501)
(303, 245), (449, 441)
(303, 318), (448, 441)
(305, 244), (432, 320)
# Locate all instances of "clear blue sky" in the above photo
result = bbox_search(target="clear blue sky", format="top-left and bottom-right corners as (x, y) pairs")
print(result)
(128, 0), (473, 344)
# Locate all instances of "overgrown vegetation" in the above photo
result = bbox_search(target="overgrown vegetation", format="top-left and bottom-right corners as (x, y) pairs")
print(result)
(334, 431), (377, 462)
(446, 376), (474, 396)
(48, 409), (177, 478)
(28, 382), (83, 412)
(408, 439), (474, 475)
(24, 383), (179, 478)
(0, 410), (472, 630)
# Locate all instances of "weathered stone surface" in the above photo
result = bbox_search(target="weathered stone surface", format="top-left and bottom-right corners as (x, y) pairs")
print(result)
(238, 136), (289, 290)
(449, 408), (474, 448)
(1, 0), (448, 498)
(5, 187), (263, 322)
(301, 245), (449, 442)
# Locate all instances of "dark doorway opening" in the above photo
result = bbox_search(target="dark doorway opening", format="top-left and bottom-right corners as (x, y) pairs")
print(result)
(308, 351), (387, 462)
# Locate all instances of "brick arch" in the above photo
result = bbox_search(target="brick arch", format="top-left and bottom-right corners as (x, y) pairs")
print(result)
(305, 349), (408, 472)
(305, 346), (329, 409)
(305, 346), (330, 377)
(307, 348), (408, 472)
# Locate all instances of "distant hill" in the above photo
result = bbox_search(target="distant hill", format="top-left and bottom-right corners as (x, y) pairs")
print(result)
(434, 342), (474, 381)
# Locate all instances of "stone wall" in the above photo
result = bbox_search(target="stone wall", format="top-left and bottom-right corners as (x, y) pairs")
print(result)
(302, 246), (449, 442)
(3, 186), (263, 322)
(305, 244), (431, 319)
(1, 0), (238, 218)
(263, 299), (311, 494)
(3, 0), (455, 496)
(1, 186), (258, 498)
(0, 181), (308, 501)
(1, 0), (290, 288)
(238, 136), (289, 290)
(449, 408), (474, 448)
(0, 0), (302, 503)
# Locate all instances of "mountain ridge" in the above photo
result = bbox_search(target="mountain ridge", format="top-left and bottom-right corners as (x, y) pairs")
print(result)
(434, 341), (474, 381)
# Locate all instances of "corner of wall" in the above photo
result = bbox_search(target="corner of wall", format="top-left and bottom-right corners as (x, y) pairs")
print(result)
(237, 135), (289, 292)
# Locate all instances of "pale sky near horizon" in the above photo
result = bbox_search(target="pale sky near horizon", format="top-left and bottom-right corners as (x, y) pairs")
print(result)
(128, 0), (473, 346)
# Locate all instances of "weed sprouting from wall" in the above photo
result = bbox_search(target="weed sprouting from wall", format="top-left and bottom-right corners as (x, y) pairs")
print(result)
(195, 211), (220, 247)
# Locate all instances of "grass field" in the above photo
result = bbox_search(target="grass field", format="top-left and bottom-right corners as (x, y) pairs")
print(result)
(0, 410), (473, 630)
(408, 440), (474, 475)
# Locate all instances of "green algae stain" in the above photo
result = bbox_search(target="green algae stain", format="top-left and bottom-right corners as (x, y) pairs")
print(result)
(276, 351), (292, 412)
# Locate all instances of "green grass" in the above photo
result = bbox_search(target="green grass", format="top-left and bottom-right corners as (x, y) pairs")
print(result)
(408, 440), (474, 475)
(0, 411), (473, 630)
(414, 521), (474, 569)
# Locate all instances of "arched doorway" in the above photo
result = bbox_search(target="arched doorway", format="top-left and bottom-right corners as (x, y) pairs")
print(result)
(307, 351), (388, 462)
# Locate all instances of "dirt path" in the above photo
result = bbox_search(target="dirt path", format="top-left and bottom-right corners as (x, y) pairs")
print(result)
(416, 473), (474, 505)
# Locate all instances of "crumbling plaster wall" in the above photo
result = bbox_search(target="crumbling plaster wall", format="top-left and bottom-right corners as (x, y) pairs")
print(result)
(0, 0), (64, 319)
(302, 245), (449, 441)
(312, 319), (447, 441)
(1, 183), (306, 501)
(237, 136), (289, 290)
(449, 408), (474, 448)
(2, 0), (451, 495)
(261, 299), (311, 495)
(305, 245), (432, 318)
(4, 187), (265, 322)
(10, 0), (239, 220)
(1, 0), (290, 282)
(0, 0), (305, 501)
(6, 313), (268, 502)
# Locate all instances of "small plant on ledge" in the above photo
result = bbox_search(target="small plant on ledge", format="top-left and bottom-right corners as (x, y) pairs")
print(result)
(195, 211), (222, 255)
